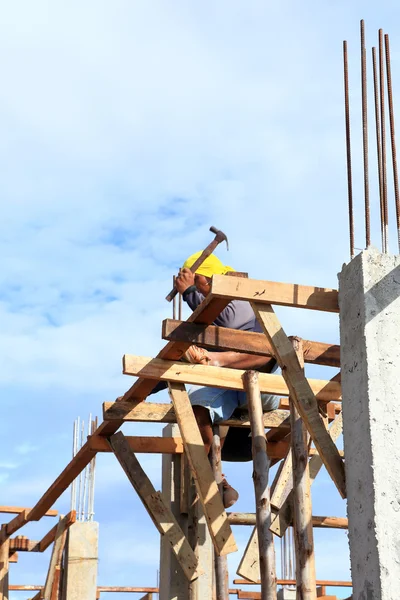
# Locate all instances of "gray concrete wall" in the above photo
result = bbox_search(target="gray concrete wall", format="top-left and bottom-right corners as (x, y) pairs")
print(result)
(62, 521), (99, 600)
(339, 247), (400, 600)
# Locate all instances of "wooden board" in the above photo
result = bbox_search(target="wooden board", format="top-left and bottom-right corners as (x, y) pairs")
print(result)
(103, 401), (290, 429)
(89, 435), (184, 454)
(39, 511), (76, 552)
(163, 319), (340, 367)
(252, 303), (346, 499)
(43, 515), (69, 599)
(0, 507), (58, 517)
(210, 275), (339, 312)
(270, 413), (344, 537)
(108, 432), (201, 581)
(168, 382), (237, 557)
(123, 356), (342, 401)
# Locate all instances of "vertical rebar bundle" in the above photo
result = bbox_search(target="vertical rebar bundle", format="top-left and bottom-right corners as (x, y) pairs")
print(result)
(344, 22), (400, 256)
(70, 415), (97, 521)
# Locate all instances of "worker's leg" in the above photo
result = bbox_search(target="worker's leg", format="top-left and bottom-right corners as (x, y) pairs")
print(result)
(184, 346), (274, 370)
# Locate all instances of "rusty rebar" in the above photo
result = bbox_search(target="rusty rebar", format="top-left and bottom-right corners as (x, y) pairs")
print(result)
(172, 276), (176, 319)
(343, 40), (355, 259)
(372, 47), (385, 251)
(379, 29), (389, 252)
(361, 20), (371, 248)
(385, 33), (400, 253)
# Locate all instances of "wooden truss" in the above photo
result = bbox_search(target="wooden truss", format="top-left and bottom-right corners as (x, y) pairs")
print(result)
(0, 275), (348, 599)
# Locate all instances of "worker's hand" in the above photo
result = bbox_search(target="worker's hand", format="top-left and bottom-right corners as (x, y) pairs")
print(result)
(175, 268), (195, 294)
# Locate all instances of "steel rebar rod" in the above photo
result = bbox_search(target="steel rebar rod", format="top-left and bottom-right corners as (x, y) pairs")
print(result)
(380, 29), (389, 252)
(372, 47), (385, 251)
(343, 40), (355, 259)
(385, 33), (400, 252)
(361, 20), (371, 247)
(172, 276), (176, 320)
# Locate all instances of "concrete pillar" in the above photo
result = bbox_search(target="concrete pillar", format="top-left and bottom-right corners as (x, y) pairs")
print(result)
(277, 589), (296, 600)
(339, 247), (400, 600)
(62, 521), (99, 600)
(159, 424), (214, 600)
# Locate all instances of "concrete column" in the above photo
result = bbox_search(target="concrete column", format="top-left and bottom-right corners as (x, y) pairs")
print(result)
(339, 247), (400, 600)
(277, 589), (296, 600)
(62, 521), (99, 600)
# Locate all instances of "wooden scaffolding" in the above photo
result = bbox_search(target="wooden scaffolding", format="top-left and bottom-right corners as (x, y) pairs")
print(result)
(0, 273), (351, 600)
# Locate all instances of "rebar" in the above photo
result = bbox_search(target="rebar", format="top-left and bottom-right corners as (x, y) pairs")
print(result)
(385, 33), (400, 253)
(71, 420), (77, 512)
(361, 20), (371, 247)
(372, 47), (385, 251)
(172, 276), (176, 320)
(380, 29), (389, 252)
(343, 40), (355, 259)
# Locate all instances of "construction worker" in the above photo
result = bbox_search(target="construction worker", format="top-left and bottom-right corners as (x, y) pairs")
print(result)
(175, 251), (280, 507)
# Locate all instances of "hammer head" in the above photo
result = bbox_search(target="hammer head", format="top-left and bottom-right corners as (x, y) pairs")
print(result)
(209, 226), (229, 250)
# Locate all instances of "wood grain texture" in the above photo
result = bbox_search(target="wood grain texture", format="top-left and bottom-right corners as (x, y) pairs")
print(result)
(163, 319), (340, 366)
(252, 303), (346, 499)
(109, 432), (201, 581)
(210, 275), (339, 312)
(123, 356), (342, 401)
(168, 383), (237, 557)
(39, 511), (76, 552)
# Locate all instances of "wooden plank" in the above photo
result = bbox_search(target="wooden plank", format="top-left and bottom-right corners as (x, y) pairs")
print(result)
(39, 511), (76, 552)
(252, 303), (346, 499)
(227, 513), (348, 529)
(244, 371), (277, 600)
(270, 413), (343, 537)
(9, 537), (40, 552)
(0, 510), (30, 543)
(43, 515), (69, 599)
(233, 579), (352, 587)
(0, 526), (10, 600)
(168, 382), (237, 557)
(289, 338), (316, 600)
(123, 356), (342, 401)
(0, 507), (58, 517)
(88, 435), (185, 454)
(109, 432), (201, 581)
(103, 401), (291, 429)
(210, 275), (339, 312)
(163, 319), (340, 366)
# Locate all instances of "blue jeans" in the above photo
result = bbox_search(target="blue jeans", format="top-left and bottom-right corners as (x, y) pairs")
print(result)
(188, 386), (281, 424)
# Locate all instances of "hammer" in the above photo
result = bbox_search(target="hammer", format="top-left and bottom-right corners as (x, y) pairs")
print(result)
(166, 226), (229, 302)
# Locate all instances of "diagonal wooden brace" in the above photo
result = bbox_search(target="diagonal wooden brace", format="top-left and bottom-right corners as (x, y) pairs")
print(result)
(252, 302), (346, 499)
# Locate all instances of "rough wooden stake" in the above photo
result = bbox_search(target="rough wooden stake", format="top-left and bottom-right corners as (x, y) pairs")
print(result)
(290, 338), (316, 599)
(0, 526), (10, 600)
(210, 426), (229, 600)
(43, 515), (68, 600)
(244, 370), (277, 600)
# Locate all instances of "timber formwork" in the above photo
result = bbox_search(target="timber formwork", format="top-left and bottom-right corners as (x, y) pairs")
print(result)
(0, 274), (350, 600)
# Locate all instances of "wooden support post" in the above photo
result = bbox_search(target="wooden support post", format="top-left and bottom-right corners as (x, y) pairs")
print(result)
(244, 370), (277, 600)
(210, 426), (229, 600)
(252, 303), (346, 498)
(270, 412), (343, 538)
(43, 515), (69, 600)
(0, 526), (10, 600)
(168, 382), (237, 557)
(290, 338), (316, 599)
(109, 432), (201, 582)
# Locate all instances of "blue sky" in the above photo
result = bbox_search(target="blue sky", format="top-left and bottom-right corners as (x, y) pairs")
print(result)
(1, 1), (400, 598)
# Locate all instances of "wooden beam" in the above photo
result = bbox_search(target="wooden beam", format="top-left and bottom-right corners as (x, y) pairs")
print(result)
(270, 412), (343, 537)
(89, 435), (185, 454)
(0, 507), (58, 517)
(162, 319), (340, 367)
(210, 275), (339, 313)
(252, 304), (346, 498)
(227, 513), (348, 529)
(39, 511), (76, 552)
(244, 371), (277, 599)
(168, 383), (237, 557)
(123, 356), (342, 402)
(103, 401), (291, 429)
(289, 338), (316, 599)
(0, 510), (31, 543)
(109, 432), (202, 581)
(9, 537), (40, 552)
(233, 579), (352, 587)
(43, 515), (69, 600)
(0, 526), (10, 600)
